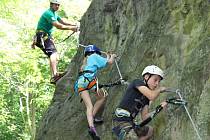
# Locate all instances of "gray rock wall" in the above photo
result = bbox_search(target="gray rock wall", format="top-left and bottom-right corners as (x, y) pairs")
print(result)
(36, 0), (210, 140)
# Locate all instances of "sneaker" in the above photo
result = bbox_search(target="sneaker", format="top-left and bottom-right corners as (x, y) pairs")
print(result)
(88, 127), (100, 140)
(50, 72), (67, 84)
(94, 117), (104, 125)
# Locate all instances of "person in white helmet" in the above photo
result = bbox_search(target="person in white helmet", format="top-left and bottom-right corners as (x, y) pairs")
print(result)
(112, 65), (168, 140)
(32, 0), (78, 84)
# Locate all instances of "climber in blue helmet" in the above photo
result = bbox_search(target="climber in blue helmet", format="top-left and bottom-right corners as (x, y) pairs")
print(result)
(74, 44), (117, 140)
(84, 45), (101, 56)
(112, 65), (169, 140)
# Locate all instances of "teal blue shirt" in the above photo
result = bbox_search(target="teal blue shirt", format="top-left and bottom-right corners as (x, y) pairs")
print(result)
(37, 8), (61, 36)
(82, 54), (108, 78)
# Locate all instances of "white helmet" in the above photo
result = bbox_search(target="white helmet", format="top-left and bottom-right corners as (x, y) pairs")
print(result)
(142, 65), (164, 79)
(50, 0), (61, 4)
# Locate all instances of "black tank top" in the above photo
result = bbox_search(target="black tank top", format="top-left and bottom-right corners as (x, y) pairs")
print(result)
(118, 79), (149, 118)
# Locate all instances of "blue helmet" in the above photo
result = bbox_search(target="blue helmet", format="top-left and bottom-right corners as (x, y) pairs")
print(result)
(84, 45), (101, 56)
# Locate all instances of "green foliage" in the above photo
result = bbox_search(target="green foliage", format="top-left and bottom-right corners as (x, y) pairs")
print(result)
(0, 0), (89, 139)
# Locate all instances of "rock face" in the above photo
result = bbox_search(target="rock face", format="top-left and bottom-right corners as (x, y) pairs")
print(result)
(36, 0), (210, 140)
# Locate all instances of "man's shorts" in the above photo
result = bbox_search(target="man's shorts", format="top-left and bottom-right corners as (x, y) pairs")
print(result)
(35, 31), (57, 57)
(112, 120), (149, 139)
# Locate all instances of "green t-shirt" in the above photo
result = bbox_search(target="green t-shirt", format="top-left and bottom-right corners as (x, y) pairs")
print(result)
(37, 8), (61, 36)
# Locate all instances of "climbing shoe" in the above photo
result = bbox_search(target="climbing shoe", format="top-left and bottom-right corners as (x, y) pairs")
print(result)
(94, 117), (104, 125)
(50, 72), (67, 84)
(88, 126), (100, 140)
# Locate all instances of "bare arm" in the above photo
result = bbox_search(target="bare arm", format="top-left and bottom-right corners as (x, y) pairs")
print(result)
(137, 86), (166, 101)
(140, 105), (150, 121)
(58, 18), (76, 26)
(52, 21), (77, 32)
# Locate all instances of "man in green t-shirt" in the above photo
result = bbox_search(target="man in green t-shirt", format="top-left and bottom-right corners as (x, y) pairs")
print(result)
(32, 0), (78, 84)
